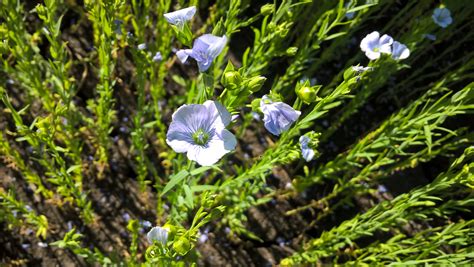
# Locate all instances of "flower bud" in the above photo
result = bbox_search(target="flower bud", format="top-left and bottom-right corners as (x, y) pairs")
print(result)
(221, 71), (242, 90)
(251, 98), (261, 112)
(35, 4), (47, 21)
(286, 47), (298, 56)
(280, 258), (294, 266)
(162, 223), (176, 241)
(296, 86), (317, 103)
(343, 66), (357, 80)
(346, 77), (358, 89)
(246, 76), (266, 92)
(173, 236), (192, 255)
(267, 22), (277, 32)
(260, 4), (274, 16)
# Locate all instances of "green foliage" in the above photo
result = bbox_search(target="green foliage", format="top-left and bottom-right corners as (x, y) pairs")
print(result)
(0, 0), (473, 265)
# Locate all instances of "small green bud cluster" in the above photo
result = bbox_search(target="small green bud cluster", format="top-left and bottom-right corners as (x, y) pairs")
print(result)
(221, 61), (266, 93)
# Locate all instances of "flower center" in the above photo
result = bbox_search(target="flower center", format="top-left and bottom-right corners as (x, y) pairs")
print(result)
(192, 128), (210, 146)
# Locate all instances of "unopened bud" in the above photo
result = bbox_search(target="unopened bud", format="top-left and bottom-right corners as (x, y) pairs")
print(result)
(222, 71), (242, 90)
(173, 236), (192, 255)
(260, 4), (274, 16)
(296, 86), (317, 103)
(343, 66), (357, 80)
(35, 4), (47, 21)
(251, 98), (261, 112)
(286, 47), (298, 56)
(246, 76), (266, 92)
(162, 223), (176, 241)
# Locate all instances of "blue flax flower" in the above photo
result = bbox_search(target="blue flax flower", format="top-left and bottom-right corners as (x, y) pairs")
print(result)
(360, 31), (393, 60)
(260, 95), (301, 136)
(147, 226), (169, 245)
(432, 8), (453, 28)
(299, 135), (315, 162)
(176, 34), (227, 72)
(153, 52), (163, 62)
(391, 41), (410, 60)
(166, 100), (237, 166)
(164, 6), (196, 28)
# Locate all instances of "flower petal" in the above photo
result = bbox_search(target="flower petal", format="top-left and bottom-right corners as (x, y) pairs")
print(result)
(147, 227), (169, 245)
(391, 41), (410, 60)
(261, 96), (301, 136)
(360, 31), (380, 52)
(365, 50), (381, 60)
(203, 100), (232, 127)
(164, 6), (196, 26)
(176, 49), (192, 63)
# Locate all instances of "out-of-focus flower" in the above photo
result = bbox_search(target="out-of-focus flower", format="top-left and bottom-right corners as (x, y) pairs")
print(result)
(147, 226), (169, 245)
(423, 34), (437, 41)
(164, 6), (196, 28)
(391, 41), (410, 60)
(345, 0), (356, 19)
(299, 135), (315, 162)
(166, 100), (237, 166)
(260, 95), (301, 136)
(137, 43), (147, 50)
(432, 7), (453, 28)
(153, 52), (163, 62)
(176, 34), (227, 72)
(360, 31), (393, 60)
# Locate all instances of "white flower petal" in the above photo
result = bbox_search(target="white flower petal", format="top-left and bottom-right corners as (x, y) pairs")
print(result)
(164, 6), (196, 26)
(360, 31), (380, 52)
(186, 129), (236, 166)
(166, 138), (192, 153)
(203, 100), (232, 127)
(365, 50), (380, 60)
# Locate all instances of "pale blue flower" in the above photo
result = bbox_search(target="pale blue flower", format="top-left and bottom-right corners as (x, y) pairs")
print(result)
(147, 226), (169, 245)
(360, 31), (393, 60)
(176, 34), (227, 72)
(391, 41), (410, 60)
(299, 135), (315, 162)
(138, 43), (147, 50)
(166, 100), (236, 166)
(164, 6), (196, 28)
(345, 1), (355, 19)
(423, 34), (436, 41)
(432, 8), (452, 28)
(260, 95), (301, 136)
(153, 52), (163, 62)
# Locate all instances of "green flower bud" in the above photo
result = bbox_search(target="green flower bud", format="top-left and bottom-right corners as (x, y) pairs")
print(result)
(162, 223), (176, 241)
(296, 86), (317, 103)
(260, 4), (274, 16)
(246, 76), (266, 92)
(267, 22), (277, 32)
(251, 98), (261, 112)
(286, 47), (298, 56)
(343, 67), (357, 81)
(35, 4), (48, 21)
(173, 236), (192, 256)
(222, 71), (242, 90)
(280, 258), (294, 266)
(346, 77), (358, 89)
